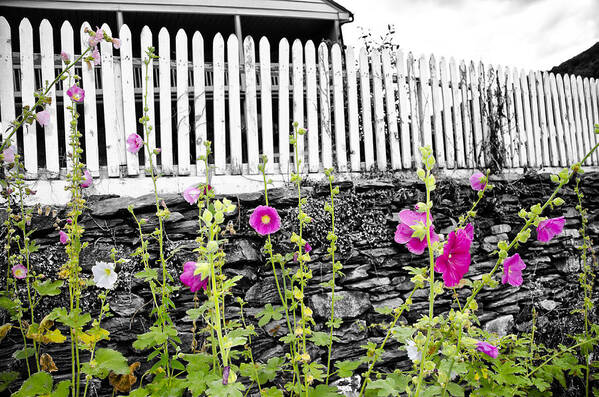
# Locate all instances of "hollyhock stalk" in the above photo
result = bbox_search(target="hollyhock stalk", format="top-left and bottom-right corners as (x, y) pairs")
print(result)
(414, 147), (439, 397)
(258, 155), (300, 386)
(325, 168), (340, 384)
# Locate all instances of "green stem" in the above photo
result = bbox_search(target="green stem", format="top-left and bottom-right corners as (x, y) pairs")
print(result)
(358, 286), (418, 397)
(527, 336), (599, 378)
(240, 303), (263, 396)
(325, 171), (338, 384)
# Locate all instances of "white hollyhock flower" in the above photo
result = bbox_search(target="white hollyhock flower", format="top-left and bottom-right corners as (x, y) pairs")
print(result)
(92, 261), (118, 289)
(406, 340), (422, 363)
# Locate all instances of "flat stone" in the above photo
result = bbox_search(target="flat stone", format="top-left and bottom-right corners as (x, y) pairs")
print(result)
(352, 277), (390, 290)
(226, 238), (260, 264)
(483, 233), (509, 244)
(108, 292), (146, 317)
(310, 291), (372, 319)
(490, 224), (511, 234)
(484, 314), (514, 336)
(373, 297), (404, 311)
(539, 299), (558, 311)
(344, 264), (371, 282)
(331, 375), (361, 397)
(355, 180), (395, 192)
(245, 277), (281, 304)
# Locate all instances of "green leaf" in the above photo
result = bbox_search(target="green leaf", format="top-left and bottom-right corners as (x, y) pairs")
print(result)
(308, 384), (342, 397)
(255, 304), (283, 327)
(135, 268), (158, 282)
(0, 296), (18, 312)
(51, 380), (71, 397)
(262, 387), (284, 397)
(334, 360), (361, 378)
(206, 379), (245, 397)
(83, 348), (130, 379)
(12, 371), (53, 397)
(258, 357), (285, 384)
(127, 388), (149, 397)
(309, 331), (338, 347)
(33, 280), (63, 297)
(13, 347), (36, 360)
(0, 371), (19, 392)
(51, 308), (91, 329)
(446, 382), (464, 397)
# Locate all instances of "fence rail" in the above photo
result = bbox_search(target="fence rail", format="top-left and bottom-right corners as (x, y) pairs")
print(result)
(1, 16), (599, 184)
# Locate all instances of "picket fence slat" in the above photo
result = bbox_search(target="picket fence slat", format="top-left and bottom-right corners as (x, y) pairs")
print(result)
(512, 68), (526, 166)
(259, 37), (274, 173)
(505, 67), (519, 167)
(213, 33), (226, 175)
(563, 75), (579, 162)
(478, 62), (489, 168)
(583, 77), (596, 165)
(158, 28), (173, 174)
(176, 29), (191, 175)
(304, 40), (319, 173)
(548, 73), (567, 166)
(244, 36), (259, 174)
(498, 66), (512, 168)
(359, 47), (374, 171)
(120, 24), (139, 176)
(555, 74), (574, 164)
(397, 50), (412, 169)
(39, 20), (59, 176)
(573, 75), (588, 164)
(535, 71), (550, 167)
(345, 46), (361, 172)
(332, 44), (347, 172)
(227, 35), (242, 174)
(449, 58), (464, 167)
(419, 56), (433, 151)
(140, 26), (156, 169)
(100, 24), (122, 177)
(430, 55), (445, 168)
(193, 31), (207, 174)
(381, 48), (401, 169)
(0, 17), (16, 147)
(371, 50), (387, 169)
(460, 60), (474, 168)
(543, 72), (559, 166)
(469, 61), (483, 166)
(292, 39), (304, 170)
(60, 22), (74, 171)
(439, 57), (455, 168)
(278, 39), (290, 173)
(318, 43), (332, 169)
(19, 18), (37, 176)
(79, 22), (100, 176)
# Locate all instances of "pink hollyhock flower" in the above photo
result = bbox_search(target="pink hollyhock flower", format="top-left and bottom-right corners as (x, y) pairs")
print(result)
(81, 169), (93, 188)
(2, 146), (15, 163)
(293, 242), (312, 262)
(60, 51), (70, 63)
(112, 38), (121, 49)
(434, 224), (474, 287)
(476, 341), (498, 358)
(59, 230), (69, 245)
(249, 205), (281, 235)
(89, 27), (104, 47)
(126, 133), (143, 153)
(91, 47), (101, 66)
(394, 209), (439, 255)
(66, 85), (85, 103)
(183, 186), (201, 205)
(12, 264), (27, 279)
(36, 110), (51, 127)
(470, 172), (487, 191)
(537, 216), (565, 243)
(179, 261), (208, 292)
(502, 253), (526, 287)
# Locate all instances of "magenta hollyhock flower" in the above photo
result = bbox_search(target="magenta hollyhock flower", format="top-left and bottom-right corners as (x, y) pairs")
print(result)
(476, 341), (499, 358)
(537, 217), (565, 243)
(12, 264), (27, 279)
(60, 51), (70, 63)
(59, 230), (69, 245)
(112, 38), (121, 49)
(183, 186), (201, 205)
(249, 205), (281, 236)
(470, 172), (487, 191)
(293, 242), (312, 262)
(394, 209), (439, 255)
(36, 110), (51, 127)
(81, 169), (93, 188)
(91, 47), (101, 66)
(66, 85), (85, 103)
(502, 253), (526, 287)
(434, 223), (474, 287)
(126, 133), (143, 154)
(2, 146), (15, 163)
(179, 261), (208, 292)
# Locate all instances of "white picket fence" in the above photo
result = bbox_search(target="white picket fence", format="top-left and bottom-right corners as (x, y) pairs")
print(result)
(1, 17), (599, 185)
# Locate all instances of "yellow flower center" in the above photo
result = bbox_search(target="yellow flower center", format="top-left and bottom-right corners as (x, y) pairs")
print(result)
(104, 268), (112, 276)
(261, 215), (271, 224)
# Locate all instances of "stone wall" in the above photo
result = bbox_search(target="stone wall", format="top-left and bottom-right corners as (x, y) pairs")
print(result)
(1, 171), (598, 395)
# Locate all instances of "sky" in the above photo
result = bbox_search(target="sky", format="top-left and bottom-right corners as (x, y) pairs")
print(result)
(339, 0), (599, 71)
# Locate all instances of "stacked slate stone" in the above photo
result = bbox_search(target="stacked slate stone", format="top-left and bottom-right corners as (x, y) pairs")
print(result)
(0, 172), (597, 395)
